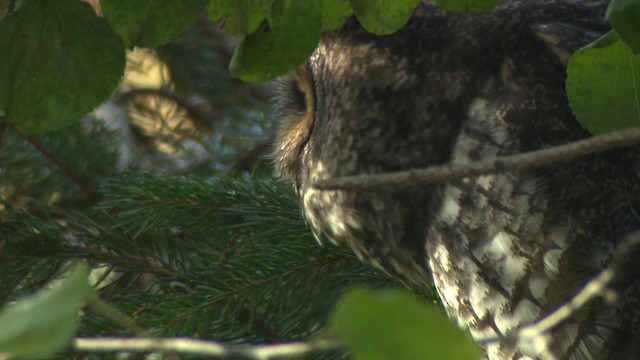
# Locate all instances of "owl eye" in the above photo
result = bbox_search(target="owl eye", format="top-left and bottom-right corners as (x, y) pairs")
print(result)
(275, 66), (312, 118)
(290, 82), (307, 114)
(272, 64), (315, 184)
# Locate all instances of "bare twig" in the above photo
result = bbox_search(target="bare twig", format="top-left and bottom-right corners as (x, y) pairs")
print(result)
(226, 141), (270, 174)
(315, 127), (640, 190)
(88, 296), (147, 336)
(240, 306), (285, 342)
(73, 336), (344, 359)
(21, 134), (103, 202)
(476, 230), (640, 359)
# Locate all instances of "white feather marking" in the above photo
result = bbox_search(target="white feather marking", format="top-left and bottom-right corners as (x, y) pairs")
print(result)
(439, 186), (462, 225)
(528, 276), (550, 303)
(431, 243), (460, 311)
(486, 343), (503, 360)
(468, 278), (490, 318)
(464, 256), (510, 323)
(477, 174), (495, 191)
(543, 249), (563, 276)
(549, 225), (569, 248)
(473, 231), (528, 294)
(495, 299), (541, 334)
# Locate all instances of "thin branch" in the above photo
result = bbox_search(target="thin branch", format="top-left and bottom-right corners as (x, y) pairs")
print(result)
(226, 141), (270, 174)
(315, 126), (640, 190)
(73, 336), (344, 359)
(61, 244), (178, 277)
(21, 134), (103, 202)
(476, 230), (640, 359)
(240, 306), (285, 342)
(88, 296), (147, 336)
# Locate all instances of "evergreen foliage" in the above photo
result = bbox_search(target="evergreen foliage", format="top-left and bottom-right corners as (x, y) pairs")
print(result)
(0, 106), (401, 359)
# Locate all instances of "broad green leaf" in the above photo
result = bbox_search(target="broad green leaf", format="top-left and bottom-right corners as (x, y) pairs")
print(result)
(0, 0), (125, 133)
(585, 28), (620, 49)
(433, 0), (502, 12)
(207, 0), (273, 35)
(330, 288), (480, 360)
(322, 0), (352, 31)
(606, 0), (640, 53)
(229, 0), (322, 82)
(101, 0), (207, 48)
(567, 33), (640, 134)
(0, 263), (93, 358)
(350, 0), (420, 35)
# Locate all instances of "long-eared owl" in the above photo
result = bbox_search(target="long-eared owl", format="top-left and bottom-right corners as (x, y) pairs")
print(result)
(272, 1), (640, 358)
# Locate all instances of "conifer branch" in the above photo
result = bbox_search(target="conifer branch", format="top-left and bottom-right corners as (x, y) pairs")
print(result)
(164, 253), (342, 329)
(20, 134), (103, 202)
(240, 306), (285, 341)
(62, 244), (178, 277)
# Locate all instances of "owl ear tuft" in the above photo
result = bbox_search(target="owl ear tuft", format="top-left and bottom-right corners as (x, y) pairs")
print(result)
(535, 22), (604, 66)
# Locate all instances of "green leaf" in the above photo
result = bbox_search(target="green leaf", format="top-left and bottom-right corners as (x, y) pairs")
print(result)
(432, 0), (502, 13)
(229, 0), (322, 82)
(0, 0), (125, 133)
(322, 0), (352, 31)
(584, 28), (620, 49)
(349, 0), (420, 35)
(0, 263), (93, 358)
(330, 288), (480, 360)
(567, 33), (640, 134)
(207, 0), (274, 35)
(101, 0), (208, 48)
(606, 0), (640, 53)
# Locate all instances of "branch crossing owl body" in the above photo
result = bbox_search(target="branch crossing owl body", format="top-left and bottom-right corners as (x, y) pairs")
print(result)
(272, 1), (640, 358)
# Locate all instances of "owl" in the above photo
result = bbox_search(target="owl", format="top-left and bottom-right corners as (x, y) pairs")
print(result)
(272, 1), (640, 359)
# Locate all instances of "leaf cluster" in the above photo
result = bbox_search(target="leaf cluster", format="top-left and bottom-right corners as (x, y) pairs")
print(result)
(0, 0), (508, 135)
(1, 0), (639, 134)
(566, 0), (640, 134)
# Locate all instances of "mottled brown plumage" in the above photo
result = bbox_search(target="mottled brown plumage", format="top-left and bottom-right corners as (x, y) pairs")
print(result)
(272, 1), (640, 358)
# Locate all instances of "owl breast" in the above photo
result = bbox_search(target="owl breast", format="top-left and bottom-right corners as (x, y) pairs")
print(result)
(428, 94), (586, 358)
(272, 1), (640, 359)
